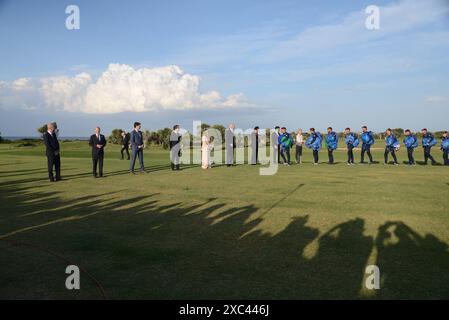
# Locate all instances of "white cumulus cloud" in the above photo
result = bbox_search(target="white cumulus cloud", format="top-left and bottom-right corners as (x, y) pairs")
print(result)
(426, 96), (448, 102)
(0, 64), (251, 114)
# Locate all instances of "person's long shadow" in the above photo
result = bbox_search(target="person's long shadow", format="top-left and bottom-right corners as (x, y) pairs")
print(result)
(375, 221), (449, 299)
(144, 163), (199, 173)
(302, 218), (373, 299)
(0, 167), (49, 177)
(0, 162), (25, 167)
(238, 215), (319, 298)
(0, 163), (201, 187)
(415, 160), (442, 166)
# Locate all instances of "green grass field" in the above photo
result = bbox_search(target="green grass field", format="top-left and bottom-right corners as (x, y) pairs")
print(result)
(0, 141), (448, 299)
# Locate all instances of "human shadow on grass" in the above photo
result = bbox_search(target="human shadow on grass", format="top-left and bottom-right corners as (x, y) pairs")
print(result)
(1, 182), (448, 299)
(0, 164), (200, 186)
(415, 160), (442, 166)
(0, 167), (50, 177)
(0, 162), (25, 167)
(375, 221), (449, 299)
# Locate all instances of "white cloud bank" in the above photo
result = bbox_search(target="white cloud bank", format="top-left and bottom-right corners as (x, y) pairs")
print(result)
(426, 96), (448, 103)
(0, 64), (251, 113)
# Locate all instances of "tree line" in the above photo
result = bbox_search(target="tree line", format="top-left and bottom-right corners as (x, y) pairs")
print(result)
(107, 124), (226, 149)
(25, 124), (446, 149)
(106, 125), (447, 149)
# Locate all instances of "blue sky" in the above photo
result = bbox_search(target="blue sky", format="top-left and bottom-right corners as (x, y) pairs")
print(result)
(0, 0), (448, 136)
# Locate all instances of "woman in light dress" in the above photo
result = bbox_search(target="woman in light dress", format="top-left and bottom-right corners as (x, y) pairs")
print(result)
(201, 130), (211, 169)
(295, 128), (304, 164)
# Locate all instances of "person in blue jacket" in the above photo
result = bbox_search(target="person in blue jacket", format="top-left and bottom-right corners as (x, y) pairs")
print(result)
(384, 128), (399, 165)
(305, 128), (323, 165)
(421, 128), (437, 165)
(403, 129), (418, 165)
(325, 127), (338, 164)
(441, 131), (449, 166)
(344, 127), (358, 165)
(360, 126), (375, 164)
(278, 127), (293, 165)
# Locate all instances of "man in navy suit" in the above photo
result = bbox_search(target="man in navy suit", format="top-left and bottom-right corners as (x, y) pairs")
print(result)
(129, 122), (145, 174)
(89, 126), (107, 178)
(43, 122), (61, 182)
(121, 131), (130, 160)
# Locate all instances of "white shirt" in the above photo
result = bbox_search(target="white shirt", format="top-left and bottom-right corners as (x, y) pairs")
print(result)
(296, 134), (303, 145)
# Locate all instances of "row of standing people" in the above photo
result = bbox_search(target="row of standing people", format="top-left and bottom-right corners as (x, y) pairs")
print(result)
(43, 122), (449, 181)
(43, 123), (109, 181)
(273, 126), (449, 166)
(43, 122), (150, 182)
(202, 124), (448, 168)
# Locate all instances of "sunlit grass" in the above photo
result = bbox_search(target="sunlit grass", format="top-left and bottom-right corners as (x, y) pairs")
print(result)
(0, 142), (448, 299)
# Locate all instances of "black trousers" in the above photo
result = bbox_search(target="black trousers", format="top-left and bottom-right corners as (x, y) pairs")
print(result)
(92, 154), (104, 176)
(347, 146), (354, 164)
(255, 146), (259, 164)
(361, 144), (373, 163)
(407, 147), (415, 165)
(295, 145), (302, 163)
(121, 144), (130, 159)
(280, 148), (291, 164)
(46, 153), (61, 181)
(384, 146), (398, 164)
(443, 149), (449, 165)
(313, 150), (319, 163)
(327, 148), (333, 164)
(423, 146), (436, 164)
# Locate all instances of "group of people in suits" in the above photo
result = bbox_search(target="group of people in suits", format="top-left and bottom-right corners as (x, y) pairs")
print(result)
(202, 123), (259, 169)
(43, 121), (146, 181)
(43, 123), (108, 181)
(43, 121), (449, 181)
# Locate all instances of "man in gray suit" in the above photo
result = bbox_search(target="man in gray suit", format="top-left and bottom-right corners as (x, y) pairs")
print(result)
(250, 126), (259, 165)
(225, 123), (235, 167)
(271, 126), (280, 163)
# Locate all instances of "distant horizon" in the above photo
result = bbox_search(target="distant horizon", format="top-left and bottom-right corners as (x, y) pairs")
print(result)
(2, 125), (447, 139)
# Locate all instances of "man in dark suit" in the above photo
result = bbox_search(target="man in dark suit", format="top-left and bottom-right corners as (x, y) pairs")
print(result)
(169, 124), (182, 170)
(89, 127), (107, 178)
(271, 126), (280, 164)
(225, 123), (236, 167)
(129, 122), (145, 174)
(121, 131), (130, 160)
(250, 126), (259, 165)
(43, 122), (61, 182)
